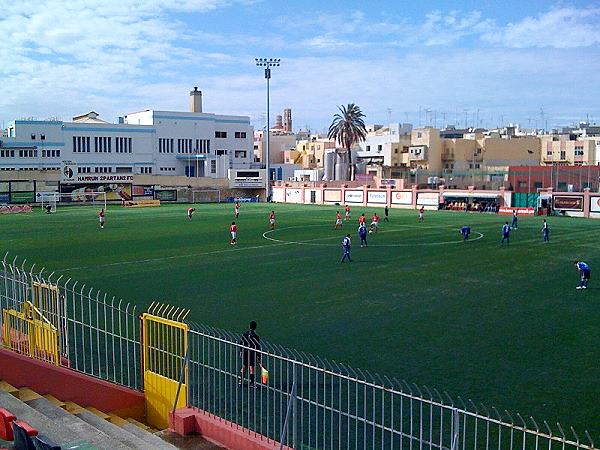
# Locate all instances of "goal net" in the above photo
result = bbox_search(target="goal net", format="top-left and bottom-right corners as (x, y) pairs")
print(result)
(192, 190), (221, 203)
(42, 192), (108, 211)
(40, 193), (58, 213)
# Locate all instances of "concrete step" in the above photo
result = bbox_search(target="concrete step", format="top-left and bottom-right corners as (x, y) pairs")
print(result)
(0, 389), (73, 446)
(122, 423), (179, 450)
(25, 397), (130, 450)
(75, 410), (153, 450)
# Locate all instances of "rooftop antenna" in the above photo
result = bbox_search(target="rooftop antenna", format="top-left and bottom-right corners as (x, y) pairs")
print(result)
(463, 109), (469, 129)
(386, 107), (392, 124)
(540, 107), (545, 132)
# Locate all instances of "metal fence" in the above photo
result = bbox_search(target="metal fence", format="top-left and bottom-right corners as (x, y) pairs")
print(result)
(0, 254), (141, 390)
(0, 255), (596, 449)
(187, 323), (596, 450)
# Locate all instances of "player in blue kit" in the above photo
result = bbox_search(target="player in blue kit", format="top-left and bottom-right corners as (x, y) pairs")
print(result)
(500, 222), (511, 245)
(358, 224), (368, 248)
(341, 234), (352, 263)
(574, 261), (591, 289)
(460, 225), (471, 241)
(541, 219), (549, 243)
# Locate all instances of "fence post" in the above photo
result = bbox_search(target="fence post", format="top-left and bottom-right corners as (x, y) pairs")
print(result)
(292, 362), (297, 449)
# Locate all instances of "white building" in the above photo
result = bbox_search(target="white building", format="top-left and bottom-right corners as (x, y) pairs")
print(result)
(0, 89), (254, 179)
(356, 123), (413, 167)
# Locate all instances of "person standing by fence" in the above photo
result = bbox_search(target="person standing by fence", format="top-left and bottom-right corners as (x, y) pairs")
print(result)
(239, 321), (262, 387)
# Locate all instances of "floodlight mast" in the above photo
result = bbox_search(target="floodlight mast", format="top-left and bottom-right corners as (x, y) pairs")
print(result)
(255, 58), (280, 201)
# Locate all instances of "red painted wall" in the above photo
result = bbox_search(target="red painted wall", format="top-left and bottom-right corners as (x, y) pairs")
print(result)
(0, 348), (144, 420)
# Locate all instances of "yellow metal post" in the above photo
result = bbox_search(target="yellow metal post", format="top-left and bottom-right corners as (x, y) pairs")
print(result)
(141, 303), (189, 430)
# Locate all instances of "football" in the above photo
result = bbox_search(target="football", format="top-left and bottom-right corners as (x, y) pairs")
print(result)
(368, 230), (373, 234)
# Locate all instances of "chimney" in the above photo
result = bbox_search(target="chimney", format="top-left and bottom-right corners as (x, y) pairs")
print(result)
(190, 87), (202, 113)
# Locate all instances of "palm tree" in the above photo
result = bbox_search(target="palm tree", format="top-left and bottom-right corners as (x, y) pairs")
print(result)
(328, 103), (367, 181)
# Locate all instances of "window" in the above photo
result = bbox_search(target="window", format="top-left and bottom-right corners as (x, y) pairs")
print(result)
(377, 145), (382, 152)
(160, 167), (176, 172)
(116, 137), (132, 153)
(40, 134), (45, 140)
(31, 134), (36, 140)
(77, 167), (91, 173)
(394, 149), (398, 154)
(116, 167), (132, 173)
(0, 150), (15, 157)
(235, 131), (247, 139)
(234, 150), (247, 158)
(140, 167), (153, 174)
(215, 131), (227, 138)
(159, 138), (174, 153)
(210, 160), (217, 173)
(41, 150), (60, 158)
(560, 151), (566, 160)
(18, 149), (37, 157)
(216, 149), (227, 156)
(417, 132), (422, 138)
(366, 145), (370, 152)
(94, 167), (113, 173)
(94, 136), (112, 153)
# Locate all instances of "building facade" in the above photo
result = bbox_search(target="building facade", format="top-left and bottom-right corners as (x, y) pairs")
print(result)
(0, 91), (254, 179)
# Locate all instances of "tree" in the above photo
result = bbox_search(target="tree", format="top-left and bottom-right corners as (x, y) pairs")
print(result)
(327, 103), (367, 181)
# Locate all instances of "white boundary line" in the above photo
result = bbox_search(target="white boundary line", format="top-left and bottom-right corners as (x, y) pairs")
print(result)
(262, 224), (485, 247)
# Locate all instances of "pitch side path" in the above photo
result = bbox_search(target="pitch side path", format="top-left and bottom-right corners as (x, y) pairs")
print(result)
(2, 203), (599, 437)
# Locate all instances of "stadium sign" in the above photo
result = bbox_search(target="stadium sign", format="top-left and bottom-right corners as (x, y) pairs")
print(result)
(323, 189), (341, 202)
(344, 190), (364, 203)
(61, 161), (77, 183)
(391, 191), (412, 205)
(285, 189), (301, 203)
(69, 174), (134, 184)
(553, 195), (583, 211)
(417, 192), (439, 206)
(367, 191), (387, 204)
(590, 196), (600, 212)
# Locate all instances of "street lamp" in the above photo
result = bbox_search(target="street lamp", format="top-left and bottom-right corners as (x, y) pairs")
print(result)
(255, 57), (280, 201)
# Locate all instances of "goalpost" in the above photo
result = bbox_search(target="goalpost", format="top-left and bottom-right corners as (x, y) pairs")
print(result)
(40, 193), (58, 213)
(41, 192), (107, 211)
(192, 190), (221, 204)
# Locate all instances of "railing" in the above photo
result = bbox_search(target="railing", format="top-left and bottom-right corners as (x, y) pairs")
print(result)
(0, 254), (141, 390)
(188, 323), (596, 450)
(0, 255), (596, 449)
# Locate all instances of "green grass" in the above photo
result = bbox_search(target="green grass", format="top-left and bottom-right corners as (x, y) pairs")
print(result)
(2, 203), (599, 437)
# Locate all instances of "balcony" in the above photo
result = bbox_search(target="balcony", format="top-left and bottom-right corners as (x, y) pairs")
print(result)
(441, 151), (455, 161)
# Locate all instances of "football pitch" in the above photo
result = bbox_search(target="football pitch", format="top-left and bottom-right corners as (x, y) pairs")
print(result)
(2, 203), (599, 437)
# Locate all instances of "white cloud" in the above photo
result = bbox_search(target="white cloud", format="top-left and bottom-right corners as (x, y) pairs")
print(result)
(482, 6), (600, 48)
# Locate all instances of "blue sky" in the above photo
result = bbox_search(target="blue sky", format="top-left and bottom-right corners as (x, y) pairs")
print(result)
(1, 0), (600, 132)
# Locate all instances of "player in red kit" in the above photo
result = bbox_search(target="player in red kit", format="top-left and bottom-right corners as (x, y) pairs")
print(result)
(234, 202), (241, 219)
(187, 207), (195, 221)
(370, 213), (380, 233)
(334, 211), (343, 230)
(98, 208), (105, 229)
(269, 211), (276, 230)
(344, 205), (351, 221)
(418, 206), (425, 222)
(358, 213), (366, 227)
(230, 221), (238, 245)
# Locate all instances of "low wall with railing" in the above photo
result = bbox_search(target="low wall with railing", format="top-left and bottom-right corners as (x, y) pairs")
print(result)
(0, 255), (597, 449)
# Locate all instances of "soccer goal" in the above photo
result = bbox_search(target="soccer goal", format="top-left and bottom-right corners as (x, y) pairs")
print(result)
(192, 189), (221, 203)
(42, 191), (108, 211)
(40, 193), (58, 213)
